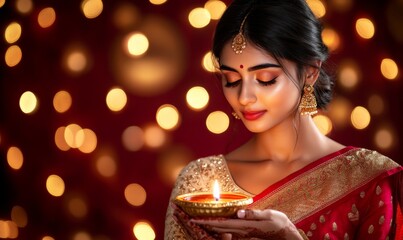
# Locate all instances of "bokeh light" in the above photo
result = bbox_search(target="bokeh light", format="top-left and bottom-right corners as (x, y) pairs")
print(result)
(0, 0), (5, 8)
(327, 97), (353, 128)
(124, 183), (147, 207)
(96, 155), (117, 177)
(204, 0), (226, 20)
(53, 90), (72, 113)
(306, 0), (326, 18)
(81, 0), (103, 19)
(206, 111), (229, 134)
(313, 114), (333, 135)
(68, 197), (88, 218)
(6, 146), (24, 170)
(186, 86), (209, 110)
(46, 174), (65, 197)
(367, 94), (385, 115)
(355, 18), (375, 39)
(133, 221), (156, 240)
(322, 27), (341, 52)
(19, 91), (38, 114)
(5, 45), (22, 67)
(15, 0), (33, 14)
(380, 58), (399, 80)
(78, 128), (97, 153)
(0, 220), (18, 239)
(188, 7), (211, 28)
(374, 127), (396, 150)
(55, 126), (71, 151)
(156, 104), (180, 130)
(64, 124), (84, 149)
(125, 32), (149, 56)
(38, 7), (56, 28)
(113, 3), (140, 29)
(42, 237), (55, 240)
(122, 126), (145, 151)
(72, 231), (91, 240)
(5, 22), (22, 44)
(66, 50), (88, 73)
(11, 206), (28, 228)
(143, 125), (166, 148)
(106, 87), (127, 112)
(338, 60), (362, 90)
(351, 106), (371, 130)
(202, 51), (217, 72)
(149, 0), (167, 5)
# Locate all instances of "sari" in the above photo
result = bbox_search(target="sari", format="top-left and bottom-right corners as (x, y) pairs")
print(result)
(164, 147), (403, 239)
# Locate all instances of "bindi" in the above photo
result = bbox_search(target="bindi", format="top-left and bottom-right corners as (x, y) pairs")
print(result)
(240, 64), (244, 69)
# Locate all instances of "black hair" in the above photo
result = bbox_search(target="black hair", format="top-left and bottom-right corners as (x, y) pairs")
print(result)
(212, 0), (334, 109)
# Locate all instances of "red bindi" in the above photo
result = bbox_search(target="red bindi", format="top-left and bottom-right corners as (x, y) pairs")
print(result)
(240, 64), (244, 69)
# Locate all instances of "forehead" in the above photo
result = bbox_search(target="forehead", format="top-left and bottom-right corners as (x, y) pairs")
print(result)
(219, 42), (278, 66)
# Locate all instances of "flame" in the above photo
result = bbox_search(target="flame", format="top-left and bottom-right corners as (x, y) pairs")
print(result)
(213, 180), (220, 201)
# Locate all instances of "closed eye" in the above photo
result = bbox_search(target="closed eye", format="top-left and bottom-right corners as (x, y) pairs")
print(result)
(258, 77), (277, 86)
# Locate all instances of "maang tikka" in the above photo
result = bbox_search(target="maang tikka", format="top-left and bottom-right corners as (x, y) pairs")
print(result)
(231, 12), (249, 54)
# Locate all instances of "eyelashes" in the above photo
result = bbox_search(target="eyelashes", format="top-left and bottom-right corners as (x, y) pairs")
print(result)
(224, 77), (278, 88)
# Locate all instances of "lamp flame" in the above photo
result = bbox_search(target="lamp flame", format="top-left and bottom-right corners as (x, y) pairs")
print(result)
(213, 180), (220, 201)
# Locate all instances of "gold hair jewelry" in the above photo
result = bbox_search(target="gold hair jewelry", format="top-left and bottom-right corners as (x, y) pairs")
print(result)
(232, 111), (241, 120)
(299, 84), (318, 116)
(231, 13), (249, 54)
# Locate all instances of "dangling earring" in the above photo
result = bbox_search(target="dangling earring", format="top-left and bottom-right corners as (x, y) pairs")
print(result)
(232, 111), (241, 120)
(299, 84), (318, 116)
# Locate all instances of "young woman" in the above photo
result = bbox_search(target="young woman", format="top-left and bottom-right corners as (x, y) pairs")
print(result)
(165, 0), (403, 239)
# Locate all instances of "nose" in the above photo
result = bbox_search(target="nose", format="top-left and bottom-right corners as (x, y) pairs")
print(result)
(239, 81), (256, 106)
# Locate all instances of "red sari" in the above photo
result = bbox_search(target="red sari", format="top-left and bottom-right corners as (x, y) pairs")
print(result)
(164, 147), (403, 239)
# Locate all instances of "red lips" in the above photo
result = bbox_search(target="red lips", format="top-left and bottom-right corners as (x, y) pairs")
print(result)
(241, 110), (267, 121)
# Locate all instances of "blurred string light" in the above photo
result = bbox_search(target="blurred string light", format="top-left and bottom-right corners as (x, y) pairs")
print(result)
(188, 7), (211, 28)
(106, 87), (127, 112)
(338, 59), (362, 90)
(37, 7), (56, 28)
(81, 0), (103, 19)
(313, 114), (333, 135)
(156, 104), (180, 130)
(42, 237), (55, 240)
(327, 97), (353, 128)
(328, 0), (353, 12)
(113, 3), (140, 30)
(68, 197), (88, 219)
(202, 51), (217, 72)
(149, 0), (167, 5)
(206, 111), (229, 134)
(355, 18), (375, 39)
(322, 27), (341, 52)
(367, 94), (385, 115)
(204, 0), (227, 20)
(186, 86), (209, 111)
(53, 90), (72, 113)
(124, 183), (147, 207)
(19, 91), (38, 114)
(122, 126), (144, 151)
(55, 126), (71, 151)
(143, 124), (166, 148)
(5, 45), (22, 67)
(351, 106), (371, 130)
(6, 146), (24, 170)
(125, 32), (149, 57)
(0, 220), (18, 239)
(11, 206), (28, 228)
(66, 50), (88, 73)
(0, 0), (5, 7)
(306, 0), (326, 18)
(380, 58), (399, 80)
(73, 231), (91, 240)
(60, 124), (97, 153)
(5, 22), (22, 44)
(46, 174), (65, 197)
(374, 126), (396, 150)
(133, 221), (156, 240)
(96, 155), (117, 177)
(15, 0), (33, 14)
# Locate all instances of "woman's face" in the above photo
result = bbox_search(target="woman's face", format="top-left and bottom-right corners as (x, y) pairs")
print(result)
(218, 42), (301, 133)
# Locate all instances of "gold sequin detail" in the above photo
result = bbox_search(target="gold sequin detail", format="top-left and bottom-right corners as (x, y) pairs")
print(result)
(360, 191), (365, 198)
(348, 204), (359, 221)
(344, 233), (349, 240)
(310, 223), (317, 230)
(332, 222), (338, 231)
(319, 215), (326, 223)
(376, 185), (382, 195)
(307, 231), (313, 237)
(368, 225), (374, 234)
(379, 215), (385, 225)
(324, 233), (330, 240)
(379, 200), (384, 207)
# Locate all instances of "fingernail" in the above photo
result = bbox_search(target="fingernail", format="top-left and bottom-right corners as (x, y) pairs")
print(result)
(237, 209), (245, 218)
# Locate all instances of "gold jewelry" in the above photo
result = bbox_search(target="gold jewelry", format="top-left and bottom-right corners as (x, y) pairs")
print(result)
(232, 111), (241, 120)
(231, 13), (249, 54)
(299, 84), (318, 116)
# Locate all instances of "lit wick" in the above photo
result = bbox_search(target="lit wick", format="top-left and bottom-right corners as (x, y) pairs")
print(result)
(213, 180), (220, 202)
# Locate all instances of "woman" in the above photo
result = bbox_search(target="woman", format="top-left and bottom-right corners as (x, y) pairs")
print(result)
(165, 0), (403, 239)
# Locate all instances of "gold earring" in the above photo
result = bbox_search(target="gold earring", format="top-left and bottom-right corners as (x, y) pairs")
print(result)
(299, 84), (318, 116)
(232, 111), (241, 120)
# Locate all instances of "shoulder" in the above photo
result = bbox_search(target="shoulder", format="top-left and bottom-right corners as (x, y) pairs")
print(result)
(346, 147), (401, 174)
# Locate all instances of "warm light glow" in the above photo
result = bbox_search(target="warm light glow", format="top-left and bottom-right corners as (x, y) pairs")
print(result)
(126, 32), (149, 56)
(374, 128), (395, 150)
(68, 197), (88, 218)
(11, 206), (28, 228)
(122, 126), (144, 151)
(64, 123), (84, 148)
(338, 60), (361, 90)
(53, 90), (72, 113)
(143, 125), (166, 148)
(7, 146), (24, 170)
(133, 221), (156, 240)
(355, 18), (375, 39)
(149, 0), (167, 5)
(313, 114), (333, 135)
(78, 128), (97, 153)
(81, 0), (103, 19)
(329, 0), (352, 12)
(156, 104), (180, 130)
(380, 58), (399, 80)
(73, 231), (91, 240)
(327, 97), (352, 128)
(106, 87), (127, 112)
(188, 7), (211, 28)
(157, 146), (192, 185)
(306, 0), (326, 18)
(322, 27), (341, 51)
(204, 0), (226, 20)
(124, 183), (147, 207)
(42, 236), (55, 240)
(113, 3), (140, 29)
(19, 91), (38, 114)
(213, 180), (220, 201)
(38, 7), (56, 28)
(55, 126), (71, 151)
(186, 86), (209, 110)
(67, 51), (88, 73)
(5, 22), (22, 44)
(0, 0), (5, 7)
(206, 111), (229, 134)
(351, 106), (371, 130)
(5, 45), (22, 67)
(202, 51), (217, 72)
(0, 220), (18, 238)
(96, 155), (117, 177)
(367, 94), (384, 115)
(46, 174), (65, 197)
(16, 0), (33, 14)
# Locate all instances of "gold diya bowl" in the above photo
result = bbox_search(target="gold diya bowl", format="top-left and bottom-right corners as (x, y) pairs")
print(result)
(174, 192), (253, 217)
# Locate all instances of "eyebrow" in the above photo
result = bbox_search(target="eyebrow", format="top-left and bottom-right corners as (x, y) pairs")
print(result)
(219, 63), (281, 72)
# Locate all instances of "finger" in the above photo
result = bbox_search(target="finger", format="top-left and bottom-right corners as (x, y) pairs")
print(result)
(221, 233), (232, 240)
(237, 209), (286, 220)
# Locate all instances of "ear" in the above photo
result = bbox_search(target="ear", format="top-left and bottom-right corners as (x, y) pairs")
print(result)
(305, 61), (322, 85)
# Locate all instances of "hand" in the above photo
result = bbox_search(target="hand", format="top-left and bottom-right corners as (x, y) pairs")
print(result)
(190, 209), (303, 240)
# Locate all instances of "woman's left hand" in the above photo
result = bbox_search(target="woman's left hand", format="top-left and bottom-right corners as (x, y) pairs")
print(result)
(190, 209), (303, 240)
